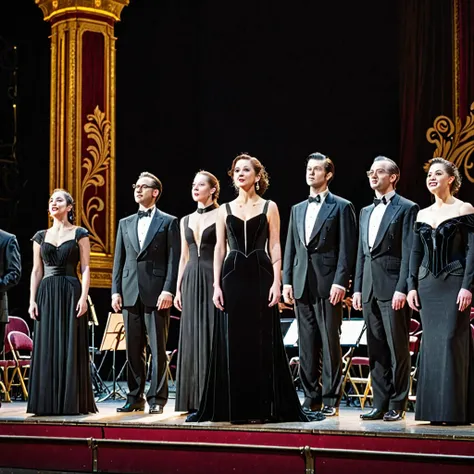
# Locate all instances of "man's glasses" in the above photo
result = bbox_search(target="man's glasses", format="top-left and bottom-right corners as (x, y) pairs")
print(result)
(132, 184), (157, 191)
(366, 169), (389, 178)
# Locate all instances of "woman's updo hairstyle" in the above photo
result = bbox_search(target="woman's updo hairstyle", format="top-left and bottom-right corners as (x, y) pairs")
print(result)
(428, 157), (462, 195)
(51, 188), (76, 223)
(228, 153), (270, 196)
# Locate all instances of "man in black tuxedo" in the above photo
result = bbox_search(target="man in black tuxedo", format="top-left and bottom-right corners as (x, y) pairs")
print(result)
(283, 152), (357, 417)
(353, 156), (418, 422)
(0, 229), (21, 358)
(112, 171), (180, 415)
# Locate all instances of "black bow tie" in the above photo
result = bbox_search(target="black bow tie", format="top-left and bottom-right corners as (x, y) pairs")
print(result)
(308, 195), (321, 204)
(197, 203), (217, 214)
(138, 209), (153, 218)
(373, 196), (387, 206)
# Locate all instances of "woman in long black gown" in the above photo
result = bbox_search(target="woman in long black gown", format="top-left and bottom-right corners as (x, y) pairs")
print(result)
(187, 154), (324, 423)
(174, 171), (220, 413)
(27, 189), (97, 416)
(407, 158), (474, 425)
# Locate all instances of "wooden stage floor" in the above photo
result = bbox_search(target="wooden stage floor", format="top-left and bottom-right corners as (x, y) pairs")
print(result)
(0, 398), (473, 440)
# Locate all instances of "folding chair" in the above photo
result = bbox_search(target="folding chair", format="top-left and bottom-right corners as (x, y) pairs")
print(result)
(7, 331), (33, 400)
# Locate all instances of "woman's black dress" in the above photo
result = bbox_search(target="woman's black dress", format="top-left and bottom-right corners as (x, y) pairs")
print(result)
(175, 217), (218, 412)
(27, 227), (98, 415)
(188, 201), (321, 423)
(408, 215), (474, 423)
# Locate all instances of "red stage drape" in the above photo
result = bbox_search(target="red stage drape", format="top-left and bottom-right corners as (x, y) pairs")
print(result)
(398, 0), (453, 205)
(457, 0), (474, 120)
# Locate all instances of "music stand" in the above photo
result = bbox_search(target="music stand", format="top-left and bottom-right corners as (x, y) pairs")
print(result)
(98, 312), (127, 402)
(339, 319), (367, 400)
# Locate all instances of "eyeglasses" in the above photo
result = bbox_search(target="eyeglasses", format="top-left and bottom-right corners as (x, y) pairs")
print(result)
(132, 184), (157, 191)
(366, 169), (389, 178)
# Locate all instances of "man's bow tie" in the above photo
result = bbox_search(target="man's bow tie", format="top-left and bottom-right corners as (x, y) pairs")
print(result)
(138, 209), (153, 218)
(373, 196), (387, 206)
(308, 195), (321, 204)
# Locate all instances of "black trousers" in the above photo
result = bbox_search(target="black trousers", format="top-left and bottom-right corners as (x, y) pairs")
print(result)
(123, 297), (170, 406)
(295, 280), (343, 407)
(363, 294), (411, 411)
(0, 322), (5, 356)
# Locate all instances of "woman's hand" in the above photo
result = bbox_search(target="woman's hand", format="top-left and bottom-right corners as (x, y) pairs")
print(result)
(76, 296), (88, 318)
(174, 291), (183, 311)
(407, 290), (420, 312)
(28, 302), (39, 320)
(213, 286), (224, 311)
(457, 288), (472, 312)
(268, 282), (281, 307)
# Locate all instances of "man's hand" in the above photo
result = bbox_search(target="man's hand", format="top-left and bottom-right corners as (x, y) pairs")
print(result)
(283, 285), (294, 305)
(157, 292), (173, 311)
(392, 291), (407, 311)
(352, 292), (362, 311)
(112, 294), (123, 312)
(329, 285), (345, 306)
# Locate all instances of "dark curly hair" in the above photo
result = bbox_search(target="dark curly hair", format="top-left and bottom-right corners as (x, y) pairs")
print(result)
(428, 157), (462, 195)
(51, 188), (75, 223)
(228, 153), (270, 196)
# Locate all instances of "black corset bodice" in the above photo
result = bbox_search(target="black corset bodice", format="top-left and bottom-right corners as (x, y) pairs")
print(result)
(225, 202), (270, 255)
(408, 214), (474, 290)
(184, 216), (216, 270)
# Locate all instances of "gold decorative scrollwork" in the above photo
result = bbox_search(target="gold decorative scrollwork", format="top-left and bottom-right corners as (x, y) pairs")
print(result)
(82, 105), (110, 252)
(426, 101), (474, 183)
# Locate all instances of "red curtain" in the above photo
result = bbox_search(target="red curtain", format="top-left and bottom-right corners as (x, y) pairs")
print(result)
(457, 0), (474, 119)
(398, 0), (453, 205)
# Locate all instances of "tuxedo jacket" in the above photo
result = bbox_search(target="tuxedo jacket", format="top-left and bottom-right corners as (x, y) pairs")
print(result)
(0, 230), (21, 323)
(353, 193), (418, 303)
(283, 192), (357, 300)
(112, 209), (180, 308)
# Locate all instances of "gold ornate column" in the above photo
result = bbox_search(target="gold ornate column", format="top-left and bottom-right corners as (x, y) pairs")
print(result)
(35, 0), (129, 287)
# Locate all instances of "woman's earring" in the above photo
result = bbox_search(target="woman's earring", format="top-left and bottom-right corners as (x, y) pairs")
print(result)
(256, 182), (260, 191)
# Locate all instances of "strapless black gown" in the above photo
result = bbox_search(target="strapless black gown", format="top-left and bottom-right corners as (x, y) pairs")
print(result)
(408, 215), (474, 423)
(27, 227), (97, 415)
(188, 201), (321, 423)
(175, 216), (218, 412)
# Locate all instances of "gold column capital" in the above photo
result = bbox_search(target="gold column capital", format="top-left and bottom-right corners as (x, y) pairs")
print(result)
(35, 0), (129, 22)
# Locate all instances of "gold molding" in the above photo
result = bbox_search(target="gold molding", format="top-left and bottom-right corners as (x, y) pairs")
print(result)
(35, 0), (130, 22)
(81, 106), (111, 253)
(426, 101), (474, 183)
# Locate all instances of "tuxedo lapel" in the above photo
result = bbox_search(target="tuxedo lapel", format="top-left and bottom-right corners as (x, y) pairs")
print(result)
(308, 193), (336, 244)
(126, 215), (140, 254)
(138, 209), (164, 257)
(362, 206), (374, 253)
(371, 195), (401, 252)
(296, 201), (308, 246)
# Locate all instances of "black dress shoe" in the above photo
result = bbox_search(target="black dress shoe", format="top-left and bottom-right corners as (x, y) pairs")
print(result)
(321, 405), (339, 417)
(360, 408), (385, 420)
(116, 400), (145, 413)
(149, 404), (164, 415)
(383, 409), (405, 421)
(302, 398), (322, 412)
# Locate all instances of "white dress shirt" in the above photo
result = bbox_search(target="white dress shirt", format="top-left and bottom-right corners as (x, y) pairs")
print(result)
(368, 190), (396, 249)
(305, 189), (329, 245)
(137, 206), (156, 248)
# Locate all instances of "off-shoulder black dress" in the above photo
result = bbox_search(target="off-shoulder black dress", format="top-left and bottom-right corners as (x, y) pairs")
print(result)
(408, 215), (474, 424)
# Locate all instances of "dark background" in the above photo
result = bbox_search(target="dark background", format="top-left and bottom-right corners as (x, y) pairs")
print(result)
(0, 1), (452, 359)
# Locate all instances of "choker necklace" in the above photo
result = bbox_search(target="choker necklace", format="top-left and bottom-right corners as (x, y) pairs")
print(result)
(196, 203), (217, 214)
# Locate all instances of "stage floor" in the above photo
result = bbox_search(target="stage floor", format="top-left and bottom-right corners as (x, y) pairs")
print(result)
(0, 398), (473, 440)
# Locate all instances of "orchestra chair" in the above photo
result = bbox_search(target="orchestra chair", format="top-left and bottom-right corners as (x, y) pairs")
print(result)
(0, 316), (30, 402)
(409, 318), (420, 335)
(408, 330), (423, 404)
(7, 331), (33, 400)
(343, 355), (373, 409)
